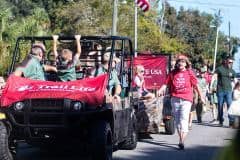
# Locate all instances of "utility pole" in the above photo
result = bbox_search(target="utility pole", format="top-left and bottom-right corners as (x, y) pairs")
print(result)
(134, 2), (138, 57)
(228, 21), (231, 55)
(213, 9), (221, 72)
(160, 0), (166, 33)
(112, 0), (118, 36)
(213, 26), (219, 72)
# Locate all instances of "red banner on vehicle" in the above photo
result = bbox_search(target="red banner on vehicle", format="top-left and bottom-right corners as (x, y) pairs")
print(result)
(0, 74), (108, 107)
(134, 55), (168, 89)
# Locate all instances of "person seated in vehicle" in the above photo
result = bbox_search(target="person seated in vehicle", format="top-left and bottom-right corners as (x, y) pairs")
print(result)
(83, 44), (103, 78)
(14, 42), (57, 80)
(133, 65), (155, 101)
(91, 51), (122, 102)
(75, 59), (84, 79)
(87, 43), (102, 67)
(0, 76), (5, 96)
(52, 35), (82, 82)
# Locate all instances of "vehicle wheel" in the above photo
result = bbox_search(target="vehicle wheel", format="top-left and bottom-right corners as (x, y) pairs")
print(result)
(164, 117), (175, 135)
(0, 121), (13, 160)
(119, 116), (137, 150)
(91, 121), (113, 160)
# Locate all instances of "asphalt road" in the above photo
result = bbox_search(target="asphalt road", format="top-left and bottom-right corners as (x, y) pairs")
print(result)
(16, 111), (237, 160)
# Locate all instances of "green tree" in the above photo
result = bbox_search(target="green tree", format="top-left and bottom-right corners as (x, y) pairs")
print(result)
(0, 0), (239, 76)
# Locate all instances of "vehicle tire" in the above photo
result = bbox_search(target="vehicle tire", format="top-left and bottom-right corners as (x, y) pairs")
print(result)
(119, 116), (137, 150)
(91, 121), (113, 160)
(164, 117), (175, 135)
(0, 121), (13, 160)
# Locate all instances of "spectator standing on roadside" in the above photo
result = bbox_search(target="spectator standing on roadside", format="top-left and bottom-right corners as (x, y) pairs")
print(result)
(202, 65), (212, 107)
(203, 65), (212, 85)
(229, 82), (240, 128)
(158, 54), (205, 150)
(233, 81), (240, 100)
(188, 89), (198, 130)
(188, 63), (196, 130)
(214, 55), (236, 127)
(209, 73), (218, 122)
(195, 68), (209, 123)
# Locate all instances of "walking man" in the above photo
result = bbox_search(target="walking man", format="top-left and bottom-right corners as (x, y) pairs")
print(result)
(214, 55), (236, 127)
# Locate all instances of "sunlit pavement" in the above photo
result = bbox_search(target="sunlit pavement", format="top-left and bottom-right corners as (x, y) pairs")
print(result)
(113, 111), (236, 160)
(16, 111), (236, 160)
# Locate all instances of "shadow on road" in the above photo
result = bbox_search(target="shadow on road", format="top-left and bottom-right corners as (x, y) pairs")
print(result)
(139, 139), (178, 150)
(115, 145), (222, 160)
(17, 143), (222, 160)
(196, 122), (232, 128)
(16, 143), (90, 160)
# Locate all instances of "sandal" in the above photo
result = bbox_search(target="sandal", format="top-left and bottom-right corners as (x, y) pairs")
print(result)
(178, 143), (185, 150)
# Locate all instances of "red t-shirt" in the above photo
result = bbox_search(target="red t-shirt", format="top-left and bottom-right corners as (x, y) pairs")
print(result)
(165, 69), (198, 102)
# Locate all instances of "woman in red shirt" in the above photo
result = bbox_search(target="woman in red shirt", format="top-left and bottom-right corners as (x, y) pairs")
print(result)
(158, 55), (205, 150)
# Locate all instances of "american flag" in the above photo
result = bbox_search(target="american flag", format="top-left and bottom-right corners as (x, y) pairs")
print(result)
(135, 0), (150, 12)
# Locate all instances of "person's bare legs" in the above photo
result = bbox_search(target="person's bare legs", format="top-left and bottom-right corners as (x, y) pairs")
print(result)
(176, 128), (188, 150)
(171, 98), (192, 150)
(213, 103), (217, 120)
(180, 132), (188, 143)
(210, 103), (218, 123)
(180, 101), (192, 150)
(188, 111), (193, 129)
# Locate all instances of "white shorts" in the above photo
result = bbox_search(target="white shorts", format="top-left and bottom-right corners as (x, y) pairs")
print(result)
(171, 97), (192, 133)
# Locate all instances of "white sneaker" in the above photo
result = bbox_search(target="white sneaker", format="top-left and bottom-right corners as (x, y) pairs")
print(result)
(210, 120), (219, 124)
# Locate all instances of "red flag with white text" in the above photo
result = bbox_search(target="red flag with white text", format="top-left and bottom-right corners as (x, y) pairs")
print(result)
(0, 74), (108, 107)
(134, 55), (168, 89)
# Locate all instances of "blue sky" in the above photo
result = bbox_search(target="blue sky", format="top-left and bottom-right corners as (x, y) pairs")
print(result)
(165, 0), (240, 38)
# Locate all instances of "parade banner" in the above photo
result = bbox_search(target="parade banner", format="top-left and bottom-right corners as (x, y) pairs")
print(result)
(134, 55), (168, 89)
(1, 74), (108, 107)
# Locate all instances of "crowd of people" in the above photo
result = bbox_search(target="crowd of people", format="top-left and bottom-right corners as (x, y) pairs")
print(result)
(0, 35), (239, 152)
(156, 54), (240, 150)
(14, 35), (82, 82)
(1, 35), (125, 103)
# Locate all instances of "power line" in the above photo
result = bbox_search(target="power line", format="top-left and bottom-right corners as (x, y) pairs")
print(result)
(167, 0), (240, 8)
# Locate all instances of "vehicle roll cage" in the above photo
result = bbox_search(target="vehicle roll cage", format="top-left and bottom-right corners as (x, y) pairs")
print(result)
(8, 36), (135, 77)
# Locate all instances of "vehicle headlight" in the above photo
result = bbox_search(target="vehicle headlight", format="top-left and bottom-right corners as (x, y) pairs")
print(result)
(14, 102), (24, 111)
(72, 102), (82, 111)
(0, 112), (6, 120)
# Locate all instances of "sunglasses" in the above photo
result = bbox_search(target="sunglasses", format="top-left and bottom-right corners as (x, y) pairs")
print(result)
(178, 59), (186, 63)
